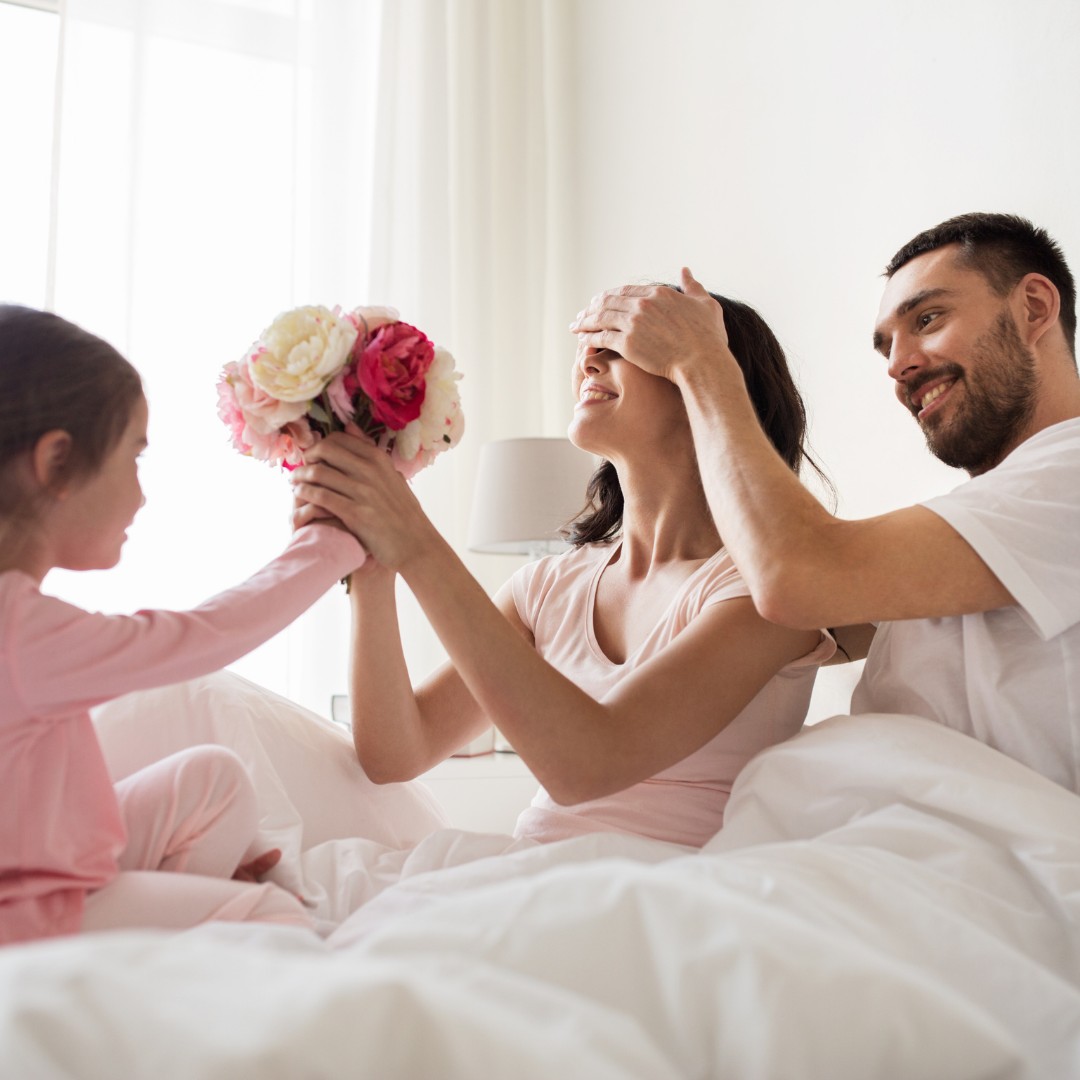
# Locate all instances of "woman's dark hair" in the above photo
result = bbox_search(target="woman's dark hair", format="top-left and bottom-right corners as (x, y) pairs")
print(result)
(0, 305), (143, 528)
(565, 288), (828, 546)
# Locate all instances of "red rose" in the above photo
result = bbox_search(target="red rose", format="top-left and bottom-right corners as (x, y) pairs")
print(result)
(357, 322), (434, 429)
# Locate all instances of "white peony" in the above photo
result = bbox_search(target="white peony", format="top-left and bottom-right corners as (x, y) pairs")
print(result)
(248, 305), (358, 403)
(391, 346), (464, 477)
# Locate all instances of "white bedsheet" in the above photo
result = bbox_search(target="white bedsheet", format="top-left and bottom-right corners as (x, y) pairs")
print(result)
(1, 676), (1078, 1078)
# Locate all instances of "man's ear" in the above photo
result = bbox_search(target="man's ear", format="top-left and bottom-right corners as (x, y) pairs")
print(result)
(1016, 272), (1061, 347)
(31, 431), (75, 496)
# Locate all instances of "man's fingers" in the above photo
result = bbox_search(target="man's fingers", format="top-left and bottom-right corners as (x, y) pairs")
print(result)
(681, 266), (710, 298)
(570, 290), (644, 329)
(572, 328), (624, 351)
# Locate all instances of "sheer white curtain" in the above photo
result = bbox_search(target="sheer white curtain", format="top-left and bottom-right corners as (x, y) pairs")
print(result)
(47, 0), (578, 715)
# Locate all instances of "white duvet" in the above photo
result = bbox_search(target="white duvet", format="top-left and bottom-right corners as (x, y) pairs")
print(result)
(1, 672), (1078, 1079)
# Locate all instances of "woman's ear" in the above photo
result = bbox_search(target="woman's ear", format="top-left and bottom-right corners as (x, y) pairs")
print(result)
(31, 430), (74, 496)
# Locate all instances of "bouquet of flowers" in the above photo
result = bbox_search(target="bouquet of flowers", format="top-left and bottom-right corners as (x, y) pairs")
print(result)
(217, 304), (463, 478)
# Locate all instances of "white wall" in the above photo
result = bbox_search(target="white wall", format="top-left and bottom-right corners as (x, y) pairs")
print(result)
(39, 0), (1080, 721)
(560, 0), (1080, 520)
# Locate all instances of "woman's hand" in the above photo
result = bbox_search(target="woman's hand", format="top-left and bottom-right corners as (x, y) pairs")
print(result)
(570, 266), (734, 384)
(289, 432), (439, 572)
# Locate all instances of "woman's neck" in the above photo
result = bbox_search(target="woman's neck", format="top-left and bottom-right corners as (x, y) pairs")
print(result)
(615, 458), (721, 576)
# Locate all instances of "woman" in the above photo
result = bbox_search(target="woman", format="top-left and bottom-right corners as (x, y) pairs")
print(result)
(291, 286), (835, 850)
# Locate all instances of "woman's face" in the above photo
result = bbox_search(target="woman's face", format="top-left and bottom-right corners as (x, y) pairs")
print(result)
(567, 341), (687, 459)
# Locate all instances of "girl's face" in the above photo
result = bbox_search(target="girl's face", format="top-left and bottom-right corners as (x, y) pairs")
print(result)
(567, 342), (687, 459)
(50, 396), (148, 572)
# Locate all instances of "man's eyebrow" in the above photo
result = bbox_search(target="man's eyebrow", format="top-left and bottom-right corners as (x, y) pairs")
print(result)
(894, 286), (951, 319)
(872, 287), (952, 354)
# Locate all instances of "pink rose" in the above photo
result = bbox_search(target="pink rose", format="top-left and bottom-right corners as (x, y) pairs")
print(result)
(357, 321), (434, 430)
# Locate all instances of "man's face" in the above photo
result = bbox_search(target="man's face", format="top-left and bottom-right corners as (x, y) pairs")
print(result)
(873, 246), (1037, 475)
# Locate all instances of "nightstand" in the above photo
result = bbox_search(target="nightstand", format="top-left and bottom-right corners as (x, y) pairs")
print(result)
(419, 752), (537, 833)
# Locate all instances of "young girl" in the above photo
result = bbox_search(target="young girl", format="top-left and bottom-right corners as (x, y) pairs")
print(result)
(0, 305), (364, 946)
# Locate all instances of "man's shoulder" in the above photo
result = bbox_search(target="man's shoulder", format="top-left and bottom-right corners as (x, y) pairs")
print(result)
(944, 416), (1080, 499)
(1003, 416), (1080, 467)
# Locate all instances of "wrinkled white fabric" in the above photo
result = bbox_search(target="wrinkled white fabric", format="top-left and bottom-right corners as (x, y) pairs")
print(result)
(2, 711), (1076, 1078)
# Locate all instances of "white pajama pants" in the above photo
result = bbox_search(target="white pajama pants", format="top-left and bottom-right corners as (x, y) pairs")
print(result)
(82, 745), (312, 933)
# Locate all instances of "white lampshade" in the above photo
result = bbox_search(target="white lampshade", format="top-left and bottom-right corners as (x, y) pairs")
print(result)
(468, 438), (598, 557)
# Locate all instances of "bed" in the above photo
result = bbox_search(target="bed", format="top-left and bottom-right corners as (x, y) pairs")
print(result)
(1, 671), (1078, 1078)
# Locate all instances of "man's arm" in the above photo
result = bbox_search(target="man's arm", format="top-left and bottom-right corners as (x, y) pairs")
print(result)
(571, 269), (1014, 629)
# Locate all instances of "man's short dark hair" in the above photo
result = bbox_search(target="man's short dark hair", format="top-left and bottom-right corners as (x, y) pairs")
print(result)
(885, 212), (1076, 360)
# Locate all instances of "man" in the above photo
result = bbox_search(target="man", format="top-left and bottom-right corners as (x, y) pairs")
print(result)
(570, 213), (1080, 791)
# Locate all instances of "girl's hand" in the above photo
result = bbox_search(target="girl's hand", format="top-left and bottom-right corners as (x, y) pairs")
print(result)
(291, 488), (338, 531)
(233, 847), (281, 882)
(289, 432), (439, 572)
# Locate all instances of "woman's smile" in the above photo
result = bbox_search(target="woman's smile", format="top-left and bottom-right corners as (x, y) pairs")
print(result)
(576, 380), (618, 408)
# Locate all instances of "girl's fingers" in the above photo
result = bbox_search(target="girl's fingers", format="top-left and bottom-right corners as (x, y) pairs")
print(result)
(292, 501), (335, 531)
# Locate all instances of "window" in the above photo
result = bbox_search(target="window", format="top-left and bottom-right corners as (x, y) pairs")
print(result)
(0, 0), (60, 307)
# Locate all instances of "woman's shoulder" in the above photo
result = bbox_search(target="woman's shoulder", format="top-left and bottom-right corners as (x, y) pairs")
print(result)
(515, 540), (617, 585)
(509, 541), (616, 619)
(688, 547), (751, 609)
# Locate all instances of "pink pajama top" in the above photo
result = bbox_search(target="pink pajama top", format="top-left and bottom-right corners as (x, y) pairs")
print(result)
(0, 525), (362, 946)
(512, 541), (835, 848)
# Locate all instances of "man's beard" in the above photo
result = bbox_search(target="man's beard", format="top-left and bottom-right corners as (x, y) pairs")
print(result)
(911, 312), (1038, 475)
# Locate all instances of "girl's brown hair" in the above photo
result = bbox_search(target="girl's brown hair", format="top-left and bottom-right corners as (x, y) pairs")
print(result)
(0, 305), (143, 533)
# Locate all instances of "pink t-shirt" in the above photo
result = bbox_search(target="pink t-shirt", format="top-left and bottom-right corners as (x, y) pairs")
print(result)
(511, 541), (834, 848)
(0, 525), (362, 946)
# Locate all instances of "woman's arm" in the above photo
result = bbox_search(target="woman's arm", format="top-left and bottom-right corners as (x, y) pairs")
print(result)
(293, 437), (823, 804)
(345, 561), (522, 781)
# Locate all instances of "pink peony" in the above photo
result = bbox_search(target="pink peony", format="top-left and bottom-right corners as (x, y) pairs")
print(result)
(357, 321), (434, 430)
(243, 416), (316, 468)
(216, 372), (252, 454)
(227, 355), (308, 434)
(325, 361), (363, 426)
(346, 305), (400, 337)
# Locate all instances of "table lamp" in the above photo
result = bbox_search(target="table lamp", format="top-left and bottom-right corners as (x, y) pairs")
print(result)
(467, 437), (598, 559)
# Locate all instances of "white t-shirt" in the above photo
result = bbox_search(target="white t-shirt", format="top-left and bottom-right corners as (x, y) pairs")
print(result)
(851, 417), (1080, 791)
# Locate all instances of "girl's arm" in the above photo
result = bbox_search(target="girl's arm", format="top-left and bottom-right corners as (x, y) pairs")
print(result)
(8, 525), (363, 718)
(293, 438), (822, 804)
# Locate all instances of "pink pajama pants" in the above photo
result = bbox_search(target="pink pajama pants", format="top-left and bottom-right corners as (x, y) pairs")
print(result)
(82, 745), (312, 933)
